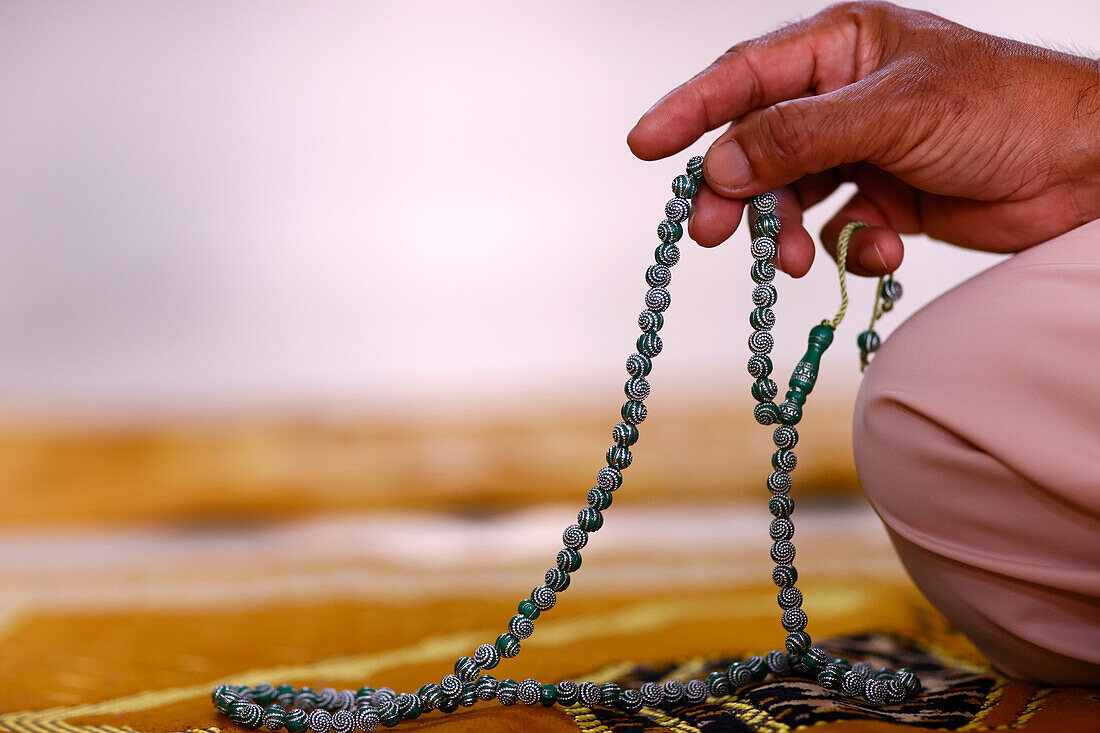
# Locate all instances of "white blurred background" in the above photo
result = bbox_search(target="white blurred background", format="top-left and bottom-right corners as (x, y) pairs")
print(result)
(0, 1), (1096, 421)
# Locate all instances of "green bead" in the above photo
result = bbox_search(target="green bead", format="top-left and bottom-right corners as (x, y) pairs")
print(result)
(557, 547), (582, 572)
(403, 698), (422, 719)
(655, 242), (681, 267)
(263, 705), (287, 730)
(657, 219), (683, 244)
(769, 494), (794, 518)
(778, 400), (802, 426)
(857, 330), (881, 352)
(636, 331), (663, 357)
(518, 599), (541, 620)
(599, 682), (620, 704)
(785, 630), (812, 655)
(438, 697), (458, 713)
(283, 709), (307, 733)
(686, 156), (704, 179)
(540, 683), (558, 706)
(578, 506), (604, 532)
(672, 174), (698, 199)
(497, 679), (519, 706)
(789, 324), (833, 396)
(752, 377), (778, 403)
(496, 632), (521, 658)
(544, 567), (570, 591)
(612, 421), (639, 447)
(621, 399), (648, 425)
(753, 213), (780, 237)
(380, 704), (402, 727)
(605, 445), (632, 470)
(587, 487), (613, 510)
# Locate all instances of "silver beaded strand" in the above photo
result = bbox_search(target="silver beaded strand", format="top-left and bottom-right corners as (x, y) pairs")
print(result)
(211, 157), (920, 731)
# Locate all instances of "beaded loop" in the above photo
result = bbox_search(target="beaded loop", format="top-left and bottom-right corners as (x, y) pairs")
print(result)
(212, 165), (918, 732)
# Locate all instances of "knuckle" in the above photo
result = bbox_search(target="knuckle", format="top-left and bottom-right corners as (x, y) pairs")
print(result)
(756, 103), (811, 170)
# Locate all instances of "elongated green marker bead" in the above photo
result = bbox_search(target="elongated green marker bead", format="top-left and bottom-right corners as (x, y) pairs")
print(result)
(789, 324), (834, 396)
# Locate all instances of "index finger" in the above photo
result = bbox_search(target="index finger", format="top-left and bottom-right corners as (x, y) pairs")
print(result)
(626, 2), (893, 161)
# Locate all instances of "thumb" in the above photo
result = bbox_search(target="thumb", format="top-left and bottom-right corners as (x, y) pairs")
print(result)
(703, 79), (905, 197)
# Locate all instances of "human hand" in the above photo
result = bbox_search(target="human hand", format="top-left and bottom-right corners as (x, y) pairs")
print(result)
(627, 1), (1100, 277)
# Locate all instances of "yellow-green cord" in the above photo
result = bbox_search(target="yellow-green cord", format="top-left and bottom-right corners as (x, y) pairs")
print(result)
(824, 221), (870, 329)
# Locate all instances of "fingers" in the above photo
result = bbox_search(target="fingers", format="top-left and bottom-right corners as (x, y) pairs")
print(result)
(703, 76), (906, 198)
(821, 190), (905, 276)
(686, 182), (818, 278)
(686, 181), (744, 248)
(627, 2), (892, 160)
(772, 188), (816, 278)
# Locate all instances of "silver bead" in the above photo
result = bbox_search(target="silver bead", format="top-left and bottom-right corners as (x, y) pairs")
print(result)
(767, 470), (792, 493)
(625, 377), (650, 401)
(686, 156), (704, 180)
(751, 259), (775, 283)
(749, 330), (774, 354)
(578, 681), (600, 707)
(440, 674), (463, 697)
(645, 287), (671, 312)
(772, 564), (798, 587)
(657, 219), (683, 244)
(781, 606), (807, 631)
(765, 650), (790, 674)
(231, 703), (264, 729)
(772, 448), (797, 472)
(330, 711), (353, 733)
(618, 689), (643, 713)
(639, 681), (662, 705)
(769, 517), (795, 541)
(777, 585), (803, 609)
(509, 614), (534, 639)
(596, 466), (623, 490)
(885, 677), (907, 704)
(563, 524), (588, 549)
(555, 680), (579, 706)
(818, 664), (843, 691)
(752, 283), (778, 308)
(754, 402), (779, 425)
(475, 675), (499, 701)
(662, 680), (684, 703)
(474, 643), (500, 670)
(728, 664), (753, 687)
(307, 709), (331, 733)
(655, 242), (681, 267)
(750, 307), (776, 331)
(863, 678), (888, 705)
(747, 354), (772, 379)
(685, 679), (707, 703)
(671, 174), (698, 199)
(638, 309), (663, 332)
(517, 678), (541, 705)
(772, 425), (798, 449)
(316, 688), (337, 709)
(751, 191), (779, 214)
(841, 670), (863, 697)
(771, 540), (796, 564)
(531, 585), (556, 610)
(354, 708), (380, 731)
(665, 197), (690, 222)
(851, 661), (875, 679)
(750, 236), (777, 261)
(646, 264), (672, 288)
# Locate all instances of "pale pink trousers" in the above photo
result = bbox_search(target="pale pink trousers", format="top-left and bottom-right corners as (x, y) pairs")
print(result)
(853, 217), (1100, 686)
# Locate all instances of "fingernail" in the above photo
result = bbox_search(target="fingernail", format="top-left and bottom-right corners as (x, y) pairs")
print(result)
(705, 141), (752, 189)
(859, 243), (888, 271)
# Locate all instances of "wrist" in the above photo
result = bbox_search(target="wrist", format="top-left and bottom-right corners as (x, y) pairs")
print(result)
(1062, 56), (1100, 225)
